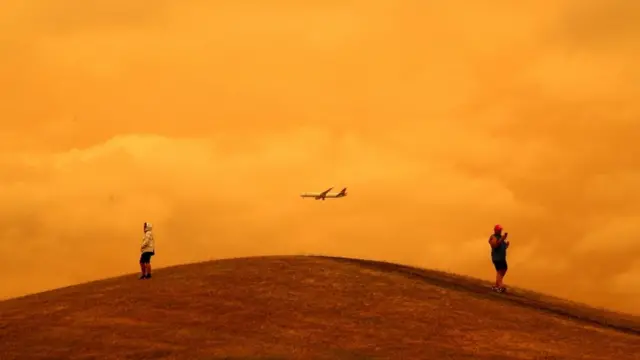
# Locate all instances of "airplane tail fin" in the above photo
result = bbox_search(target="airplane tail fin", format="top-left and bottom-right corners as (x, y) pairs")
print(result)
(338, 187), (347, 196)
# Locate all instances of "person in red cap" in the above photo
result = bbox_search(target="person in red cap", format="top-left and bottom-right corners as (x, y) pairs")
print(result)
(488, 224), (509, 292)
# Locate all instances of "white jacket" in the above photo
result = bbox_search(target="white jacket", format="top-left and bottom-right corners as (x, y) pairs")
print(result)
(141, 222), (155, 253)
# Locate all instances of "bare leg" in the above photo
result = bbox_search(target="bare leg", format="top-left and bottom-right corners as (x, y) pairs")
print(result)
(145, 263), (152, 276)
(498, 270), (507, 288)
(140, 263), (146, 276)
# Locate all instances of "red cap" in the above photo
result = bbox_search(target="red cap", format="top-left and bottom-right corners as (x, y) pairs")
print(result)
(494, 224), (503, 232)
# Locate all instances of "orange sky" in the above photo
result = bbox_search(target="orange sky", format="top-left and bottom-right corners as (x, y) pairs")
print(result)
(1, 0), (639, 315)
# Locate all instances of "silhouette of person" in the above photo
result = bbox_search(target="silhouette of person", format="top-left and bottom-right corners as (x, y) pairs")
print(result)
(139, 222), (155, 279)
(488, 224), (509, 292)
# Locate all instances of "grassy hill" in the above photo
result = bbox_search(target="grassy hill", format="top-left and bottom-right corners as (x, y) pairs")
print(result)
(1, 256), (638, 359)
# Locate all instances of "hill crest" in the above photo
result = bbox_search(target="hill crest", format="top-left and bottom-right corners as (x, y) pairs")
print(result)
(1, 255), (638, 360)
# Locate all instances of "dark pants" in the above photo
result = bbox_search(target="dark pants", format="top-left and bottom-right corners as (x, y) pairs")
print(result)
(492, 259), (508, 272)
(140, 251), (154, 264)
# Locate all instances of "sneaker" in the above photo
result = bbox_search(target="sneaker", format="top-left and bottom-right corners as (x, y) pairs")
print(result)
(145, 274), (152, 279)
(139, 275), (146, 280)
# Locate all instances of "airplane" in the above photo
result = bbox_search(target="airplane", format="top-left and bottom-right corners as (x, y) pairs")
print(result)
(300, 187), (347, 200)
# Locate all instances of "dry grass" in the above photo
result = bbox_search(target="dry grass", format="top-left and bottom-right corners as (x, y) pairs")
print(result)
(0, 256), (638, 360)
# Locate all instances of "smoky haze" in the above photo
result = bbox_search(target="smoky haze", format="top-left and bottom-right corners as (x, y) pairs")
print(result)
(1, 0), (639, 315)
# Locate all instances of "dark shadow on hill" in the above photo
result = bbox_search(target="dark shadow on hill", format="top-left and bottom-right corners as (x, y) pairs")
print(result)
(314, 255), (640, 336)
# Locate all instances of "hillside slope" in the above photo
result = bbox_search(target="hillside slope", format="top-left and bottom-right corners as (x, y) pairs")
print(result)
(0, 256), (638, 360)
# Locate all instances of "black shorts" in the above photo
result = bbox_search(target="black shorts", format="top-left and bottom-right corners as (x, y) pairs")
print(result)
(492, 259), (508, 271)
(140, 251), (154, 263)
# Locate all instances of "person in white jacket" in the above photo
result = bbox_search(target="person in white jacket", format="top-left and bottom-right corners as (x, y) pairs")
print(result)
(139, 222), (155, 279)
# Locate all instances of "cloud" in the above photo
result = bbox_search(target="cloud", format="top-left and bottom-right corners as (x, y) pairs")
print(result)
(0, 0), (639, 315)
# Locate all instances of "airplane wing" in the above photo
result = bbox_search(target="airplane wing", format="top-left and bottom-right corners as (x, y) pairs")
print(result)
(320, 187), (333, 196)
